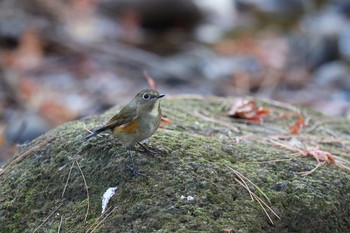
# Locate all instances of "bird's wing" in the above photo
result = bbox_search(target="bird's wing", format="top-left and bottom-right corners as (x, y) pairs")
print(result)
(84, 105), (137, 139)
(105, 106), (137, 129)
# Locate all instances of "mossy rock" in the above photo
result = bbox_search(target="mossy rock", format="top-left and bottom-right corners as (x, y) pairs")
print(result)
(1, 95), (350, 233)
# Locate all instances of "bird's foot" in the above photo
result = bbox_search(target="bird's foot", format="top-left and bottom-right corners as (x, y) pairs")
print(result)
(137, 142), (160, 155)
(127, 150), (145, 176)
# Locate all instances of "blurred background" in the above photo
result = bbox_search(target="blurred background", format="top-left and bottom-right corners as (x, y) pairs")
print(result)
(1, 0), (350, 164)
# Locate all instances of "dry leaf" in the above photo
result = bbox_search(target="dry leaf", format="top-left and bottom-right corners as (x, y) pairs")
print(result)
(288, 114), (305, 134)
(302, 146), (337, 166)
(228, 98), (269, 122)
(159, 117), (172, 128)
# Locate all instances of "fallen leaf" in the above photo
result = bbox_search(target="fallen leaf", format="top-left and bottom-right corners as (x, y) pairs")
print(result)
(159, 117), (172, 128)
(161, 117), (172, 125)
(301, 146), (337, 166)
(228, 98), (269, 122)
(288, 114), (305, 134)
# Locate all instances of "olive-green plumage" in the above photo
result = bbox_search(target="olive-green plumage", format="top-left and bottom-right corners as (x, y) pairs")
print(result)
(85, 89), (164, 148)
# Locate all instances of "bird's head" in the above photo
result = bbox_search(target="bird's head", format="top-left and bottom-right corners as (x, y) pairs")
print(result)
(133, 89), (165, 113)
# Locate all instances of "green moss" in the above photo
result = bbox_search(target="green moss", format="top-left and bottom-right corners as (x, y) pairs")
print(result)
(1, 96), (350, 232)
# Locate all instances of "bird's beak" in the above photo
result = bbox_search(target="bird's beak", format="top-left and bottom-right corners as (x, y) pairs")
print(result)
(157, 94), (165, 99)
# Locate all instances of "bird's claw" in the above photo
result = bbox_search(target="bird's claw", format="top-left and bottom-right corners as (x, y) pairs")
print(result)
(137, 142), (160, 155)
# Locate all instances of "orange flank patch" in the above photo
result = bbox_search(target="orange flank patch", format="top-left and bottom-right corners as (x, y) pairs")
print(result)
(114, 118), (139, 133)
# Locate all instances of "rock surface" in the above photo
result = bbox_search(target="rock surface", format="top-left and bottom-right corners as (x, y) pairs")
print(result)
(1, 95), (350, 232)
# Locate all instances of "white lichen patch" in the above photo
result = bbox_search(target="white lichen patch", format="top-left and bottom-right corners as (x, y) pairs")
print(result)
(101, 186), (118, 213)
(180, 195), (194, 201)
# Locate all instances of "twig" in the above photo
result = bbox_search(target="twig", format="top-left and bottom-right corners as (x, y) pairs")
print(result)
(90, 206), (118, 233)
(62, 161), (75, 197)
(1, 133), (57, 176)
(32, 203), (63, 233)
(57, 216), (63, 233)
(76, 160), (90, 223)
(86, 206), (112, 233)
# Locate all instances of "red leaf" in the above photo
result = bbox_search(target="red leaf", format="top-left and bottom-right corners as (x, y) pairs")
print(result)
(159, 117), (172, 128)
(288, 114), (305, 134)
(161, 117), (172, 125)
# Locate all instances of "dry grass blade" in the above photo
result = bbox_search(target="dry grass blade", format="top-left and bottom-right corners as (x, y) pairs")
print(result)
(225, 165), (271, 204)
(32, 203), (63, 233)
(332, 155), (350, 171)
(298, 162), (325, 176)
(267, 140), (304, 154)
(1, 133), (57, 176)
(62, 161), (75, 197)
(86, 206), (112, 233)
(90, 206), (118, 233)
(76, 160), (90, 223)
(58, 216), (63, 233)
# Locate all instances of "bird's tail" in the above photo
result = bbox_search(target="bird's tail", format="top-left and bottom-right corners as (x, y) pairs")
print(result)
(84, 126), (109, 139)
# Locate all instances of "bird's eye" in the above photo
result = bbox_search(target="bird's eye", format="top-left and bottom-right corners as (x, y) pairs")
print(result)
(143, 93), (150, 100)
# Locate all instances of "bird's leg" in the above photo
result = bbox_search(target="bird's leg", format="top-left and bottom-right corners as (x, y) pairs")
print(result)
(126, 149), (144, 176)
(137, 142), (159, 155)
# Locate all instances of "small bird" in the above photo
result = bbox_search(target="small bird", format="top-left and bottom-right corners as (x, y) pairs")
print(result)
(85, 89), (165, 175)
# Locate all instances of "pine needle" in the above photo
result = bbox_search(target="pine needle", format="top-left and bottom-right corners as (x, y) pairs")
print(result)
(225, 165), (281, 224)
(225, 165), (271, 204)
